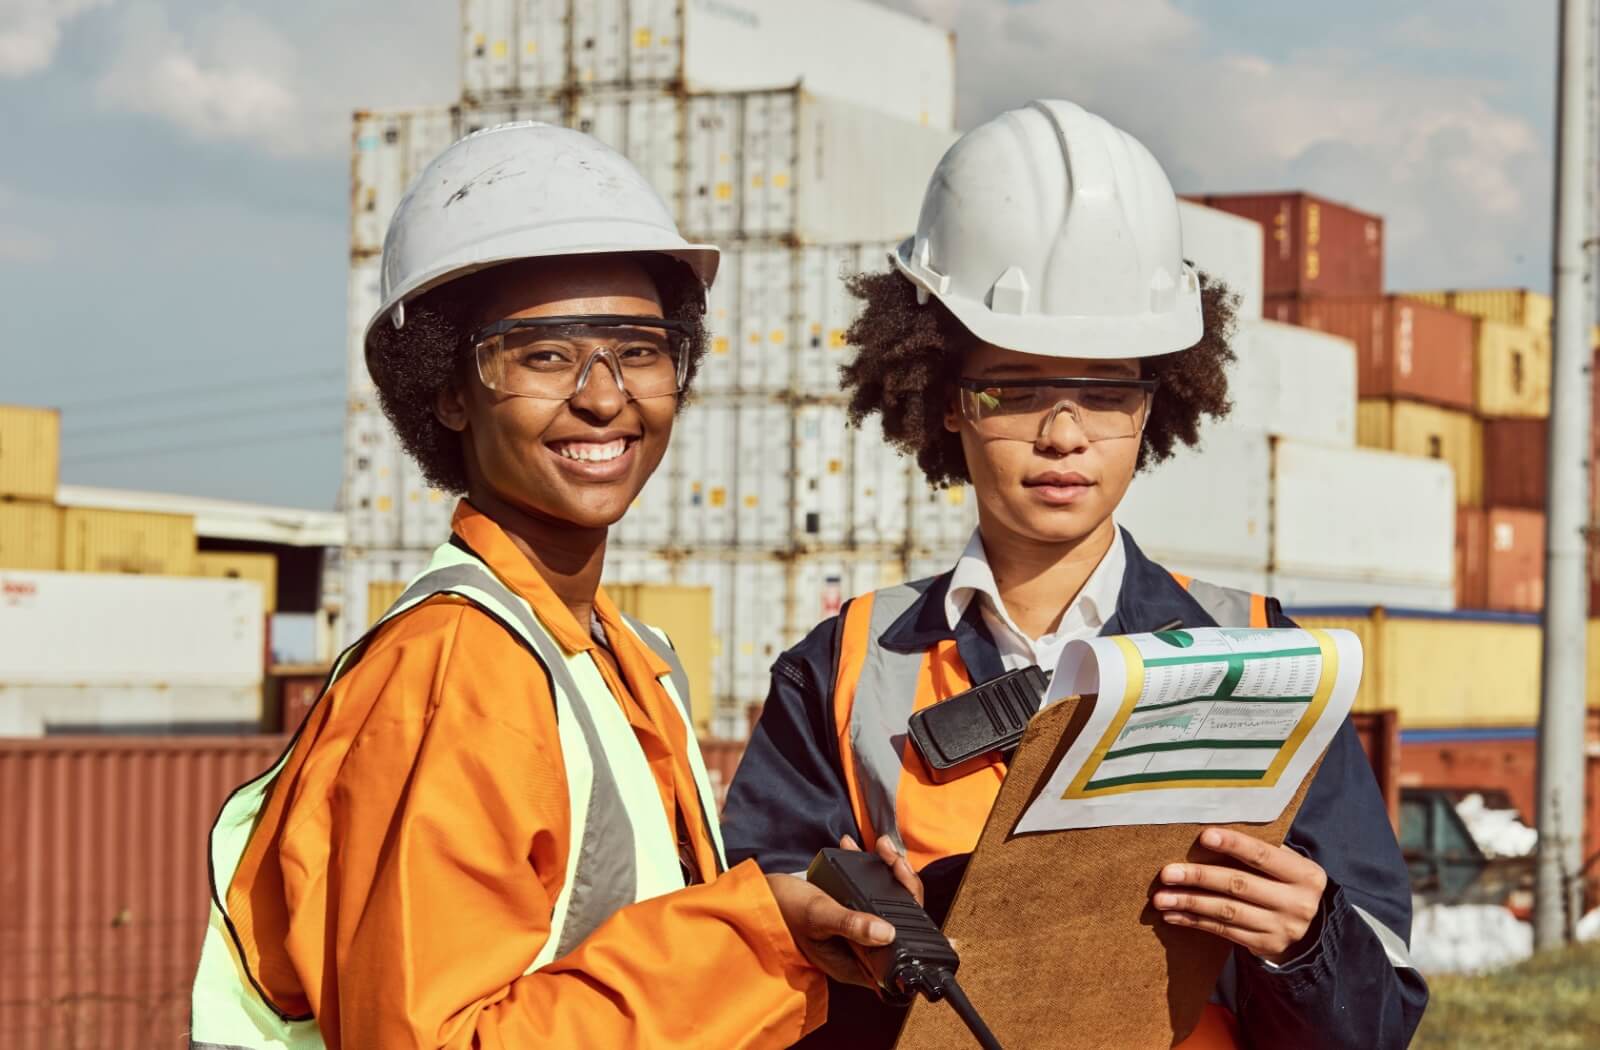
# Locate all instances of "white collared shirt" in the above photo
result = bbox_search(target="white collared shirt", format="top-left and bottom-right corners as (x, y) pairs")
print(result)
(943, 526), (1127, 673)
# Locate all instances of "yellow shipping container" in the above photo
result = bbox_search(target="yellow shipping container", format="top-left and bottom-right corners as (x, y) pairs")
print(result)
(1474, 318), (1551, 418)
(1407, 289), (1553, 333)
(367, 581), (408, 627)
(194, 551), (279, 614)
(1356, 399), (1483, 506)
(1296, 609), (1542, 727)
(0, 405), (61, 501)
(611, 584), (715, 737)
(1590, 620), (1600, 710)
(0, 501), (63, 570)
(60, 507), (197, 575)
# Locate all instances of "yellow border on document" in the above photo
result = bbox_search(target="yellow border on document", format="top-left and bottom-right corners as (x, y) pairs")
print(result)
(1062, 629), (1340, 799)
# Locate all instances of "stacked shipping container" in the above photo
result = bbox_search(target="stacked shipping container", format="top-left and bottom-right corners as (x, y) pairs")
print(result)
(339, 0), (964, 731)
(0, 407), (271, 734)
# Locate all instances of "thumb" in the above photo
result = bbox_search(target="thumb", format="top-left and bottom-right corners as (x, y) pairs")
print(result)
(806, 893), (895, 947)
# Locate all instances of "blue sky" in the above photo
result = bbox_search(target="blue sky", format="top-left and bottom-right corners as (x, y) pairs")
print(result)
(0, 0), (1578, 509)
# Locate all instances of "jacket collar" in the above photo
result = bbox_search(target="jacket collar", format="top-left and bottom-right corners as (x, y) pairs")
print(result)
(876, 527), (1220, 684)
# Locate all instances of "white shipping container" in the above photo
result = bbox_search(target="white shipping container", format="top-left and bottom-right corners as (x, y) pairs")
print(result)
(612, 437), (677, 546)
(788, 550), (904, 632)
(343, 401), (403, 550)
(337, 548), (433, 647)
(1272, 574), (1455, 612)
(1271, 440), (1455, 585)
(601, 546), (675, 586)
(398, 460), (458, 549)
(1118, 424), (1272, 572)
(1228, 320), (1357, 448)
(347, 255), (383, 397)
(735, 401), (792, 547)
(453, 95), (568, 137)
(0, 571), (263, 687)
(675, 399), (737, 546)
(1178, 200), (1264, 321)
(0, 684), (262, 736)
(350, 107), (457, 255)
(850, 424), (912, 546)
(462, 0), (958, 131)
(575, 88), (951, 246)
(793, 404), (851, 547)
(907, 483), (978, 560)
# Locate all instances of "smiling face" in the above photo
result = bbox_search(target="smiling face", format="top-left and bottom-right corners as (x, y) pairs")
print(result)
(434, 255), (678, 530)
(947, 344), (1147, 549)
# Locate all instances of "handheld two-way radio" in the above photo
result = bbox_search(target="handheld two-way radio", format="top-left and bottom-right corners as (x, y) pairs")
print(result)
(807, 848), (1004, 1050)
(906, 665), (1048, 781)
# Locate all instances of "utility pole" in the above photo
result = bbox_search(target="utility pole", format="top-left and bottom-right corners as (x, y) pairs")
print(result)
(1535, 0), (1597, 951)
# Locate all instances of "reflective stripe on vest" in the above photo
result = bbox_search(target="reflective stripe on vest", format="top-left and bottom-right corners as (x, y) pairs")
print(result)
(189, 541), (723, 1049)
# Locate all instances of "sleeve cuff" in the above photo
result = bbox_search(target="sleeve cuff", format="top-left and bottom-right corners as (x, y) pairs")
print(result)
(1250, 881), (1344, 981)
(739, 861), (832, 1036)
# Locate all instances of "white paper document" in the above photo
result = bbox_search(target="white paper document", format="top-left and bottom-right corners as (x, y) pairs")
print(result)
(1013, 627), (1363, 834)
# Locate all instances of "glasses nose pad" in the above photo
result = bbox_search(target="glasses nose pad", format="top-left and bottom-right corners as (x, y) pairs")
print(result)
(1035, 398), (1082, 444)
(572, 347), (629, 399)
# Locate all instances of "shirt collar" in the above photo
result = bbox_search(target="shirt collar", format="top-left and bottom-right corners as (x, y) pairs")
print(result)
(943, 525), (1126, 642)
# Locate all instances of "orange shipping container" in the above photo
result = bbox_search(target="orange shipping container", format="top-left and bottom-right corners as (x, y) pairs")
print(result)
(1456, 508), (1545, 612)
(1198, 192), (1383, 298)
(1481, 419), (1548, 510)
(1268, 295), (1475, 410)
(0, 736), (286, 1050)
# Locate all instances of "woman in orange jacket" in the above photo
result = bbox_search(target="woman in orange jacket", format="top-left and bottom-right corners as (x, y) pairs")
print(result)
(189, 123), (917, 1050)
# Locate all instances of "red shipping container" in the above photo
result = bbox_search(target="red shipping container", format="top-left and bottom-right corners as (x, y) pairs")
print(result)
(1456, 508), (1545, 612)
(1200, 192), (1383, 297)
(1482, 419), (1549, 510)
(0, 736), (286, 1050)
(1266, 294), (1475, 410)
(1399, 730), (1539, 822)
(699, 738), (747, 813)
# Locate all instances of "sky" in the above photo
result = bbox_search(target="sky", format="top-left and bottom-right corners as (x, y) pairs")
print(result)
(0, 0), (1583, 510)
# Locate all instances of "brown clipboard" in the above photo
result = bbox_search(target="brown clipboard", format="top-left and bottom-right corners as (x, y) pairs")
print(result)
(895, 695), (1325, 1050)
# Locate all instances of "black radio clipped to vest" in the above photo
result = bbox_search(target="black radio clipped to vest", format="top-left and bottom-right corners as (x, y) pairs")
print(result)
(906, 665), (1049, 782)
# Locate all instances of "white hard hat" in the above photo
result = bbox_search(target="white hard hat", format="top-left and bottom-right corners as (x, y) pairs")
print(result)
(891, 100), (1201, 359)
(365, 121), (719, 357)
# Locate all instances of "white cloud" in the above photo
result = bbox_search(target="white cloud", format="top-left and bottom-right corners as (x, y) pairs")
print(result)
(94, 3), (311, 156)
(0, 0), (112, 77)
(885, 0), (1549, 288)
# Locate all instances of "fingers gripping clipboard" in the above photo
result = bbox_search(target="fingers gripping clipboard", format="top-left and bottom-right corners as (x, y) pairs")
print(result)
(895, 627), (1357, 1050)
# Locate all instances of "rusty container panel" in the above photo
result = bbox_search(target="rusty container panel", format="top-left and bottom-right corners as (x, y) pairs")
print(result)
(1351, 709), (1401, 833)
(1481, 419), (1549, 510)
(1199, 192), (1383, 298)
(0, 736), (287, 1049)
(1474, 318), (1552, 418)
(1399, 729), (1539, 821)
(0, 501), (62, 571)
(0, 405), (61, 502)
(1484, 508), (1545, 613)
(1357, 399), (1483, 506)
(1268, 296), (1475, 410)
(59, 508), (197, 576)
(697, 737), (746, 813)
(1456, 508), (1488, 608)
(266, 665), (330, 734)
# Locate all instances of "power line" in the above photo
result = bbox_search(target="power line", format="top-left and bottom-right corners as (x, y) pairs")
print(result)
(57, 369), (344, 412)
(67, 396), (347, 439)
(62, 425), (343, 464)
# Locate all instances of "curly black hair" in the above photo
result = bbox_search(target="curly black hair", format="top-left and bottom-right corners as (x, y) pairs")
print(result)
(366, 256), (710, 494)
(839, 270), (1239, 487)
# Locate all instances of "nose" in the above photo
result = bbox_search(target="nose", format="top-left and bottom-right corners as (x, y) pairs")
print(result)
(1035, 399), (1091, 454)
(568, 349), (629, 421)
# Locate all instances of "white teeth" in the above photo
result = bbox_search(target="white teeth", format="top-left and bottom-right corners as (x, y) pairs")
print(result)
(556, 439), (627, 463)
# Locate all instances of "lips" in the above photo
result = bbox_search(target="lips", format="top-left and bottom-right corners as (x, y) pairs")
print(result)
(1024, 470), (1092, 489)
(545, 431), (640, 481)
(1024, 470), (1094, 507)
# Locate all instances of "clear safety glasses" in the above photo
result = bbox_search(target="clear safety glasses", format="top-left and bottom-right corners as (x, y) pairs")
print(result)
(956, 377), (1159, 442)
(470, 314), (692, 402)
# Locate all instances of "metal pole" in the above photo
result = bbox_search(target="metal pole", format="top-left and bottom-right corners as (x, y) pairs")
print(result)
(1535, 0), (1597, 951)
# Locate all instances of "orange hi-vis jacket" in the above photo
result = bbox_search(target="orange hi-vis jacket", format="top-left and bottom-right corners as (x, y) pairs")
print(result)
(220, 505), (826, 1049)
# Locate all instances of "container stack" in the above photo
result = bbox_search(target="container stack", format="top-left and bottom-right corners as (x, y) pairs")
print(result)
(1119, 196), (1458, 609)
(337, 0), (964, 732)
(0, 405), (268, 734)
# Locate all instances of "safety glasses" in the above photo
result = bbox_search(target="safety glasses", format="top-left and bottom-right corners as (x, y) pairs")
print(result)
(470, 314), (693, 402)
(956, 376), (1159, 442)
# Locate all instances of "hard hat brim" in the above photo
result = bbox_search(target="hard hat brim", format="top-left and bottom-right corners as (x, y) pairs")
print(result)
(890, 247), (1204, 360)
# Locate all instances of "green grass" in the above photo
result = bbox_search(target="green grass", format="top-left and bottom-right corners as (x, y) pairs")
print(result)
(1412, 940), (1600, 1049)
